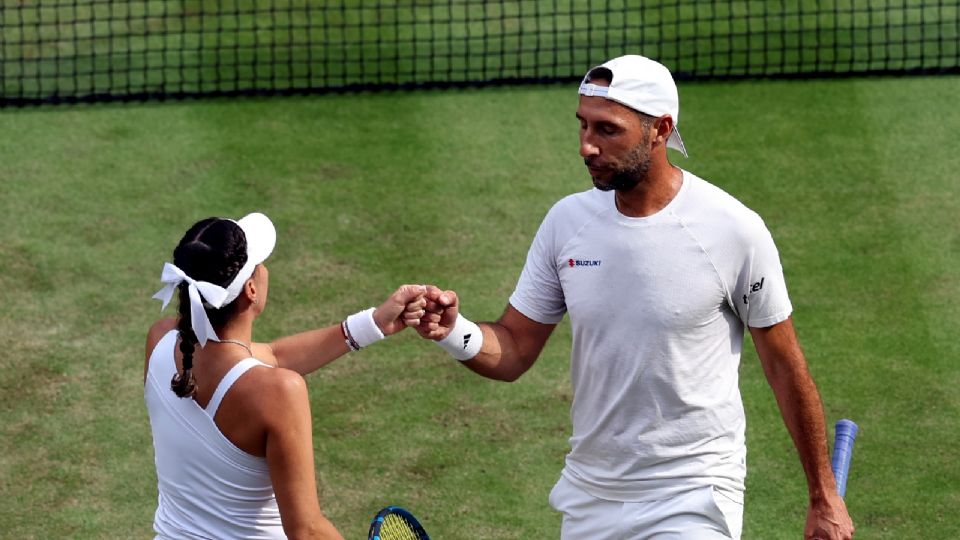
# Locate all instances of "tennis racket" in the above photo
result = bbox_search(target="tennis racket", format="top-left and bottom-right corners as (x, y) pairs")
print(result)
(367, 506), (430, 540)
(831, 418), (859, 498)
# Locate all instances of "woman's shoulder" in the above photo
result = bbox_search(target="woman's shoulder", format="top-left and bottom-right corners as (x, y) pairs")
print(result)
(229, 364), (311, 426)
(144, 318), (179, 382)
(239, 361), (304, 389)
(244, 365), (308, 403)
(146, 318), (178, 349)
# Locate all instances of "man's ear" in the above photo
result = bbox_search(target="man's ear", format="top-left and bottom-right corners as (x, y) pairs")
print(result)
(654, 115), (675, 145)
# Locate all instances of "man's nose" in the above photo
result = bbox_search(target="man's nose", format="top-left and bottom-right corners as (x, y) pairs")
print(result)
(579, 134), (600, 159)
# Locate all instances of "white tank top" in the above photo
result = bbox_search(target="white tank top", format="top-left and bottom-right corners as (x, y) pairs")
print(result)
(144, 330), (285, 539)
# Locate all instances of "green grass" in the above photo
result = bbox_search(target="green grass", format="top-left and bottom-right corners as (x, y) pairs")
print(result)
(1, 74), (958, 538)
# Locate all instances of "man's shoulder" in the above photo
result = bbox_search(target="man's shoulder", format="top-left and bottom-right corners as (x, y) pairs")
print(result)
(549, 188), (610, 219)
(681, 172), (766, 229)
(537, 188), (611, 236)
(527, 189), (611, 249)
(558, 186), (609, 205)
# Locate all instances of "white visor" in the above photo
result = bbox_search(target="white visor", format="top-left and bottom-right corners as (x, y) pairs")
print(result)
(221, 212), (276, 305)
(236, 212), (276, 268)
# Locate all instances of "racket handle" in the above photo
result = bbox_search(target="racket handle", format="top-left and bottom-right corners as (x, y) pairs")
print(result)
(831, 419), (859, 498)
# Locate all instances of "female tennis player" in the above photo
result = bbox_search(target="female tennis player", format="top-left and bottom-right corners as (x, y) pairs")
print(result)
(144, 213), (428, 539)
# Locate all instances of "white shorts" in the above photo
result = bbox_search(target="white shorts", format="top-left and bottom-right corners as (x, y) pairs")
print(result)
(548, 476), (743, 540)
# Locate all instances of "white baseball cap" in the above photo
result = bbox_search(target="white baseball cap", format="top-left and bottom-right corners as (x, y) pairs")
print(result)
(579, 55), (688, 157)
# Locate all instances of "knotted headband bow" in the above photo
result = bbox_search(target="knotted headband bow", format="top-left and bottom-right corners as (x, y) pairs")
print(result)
(152, 261), (253, 346)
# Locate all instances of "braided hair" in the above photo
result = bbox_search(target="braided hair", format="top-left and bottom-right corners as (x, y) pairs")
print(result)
(170, 218), (248, 398)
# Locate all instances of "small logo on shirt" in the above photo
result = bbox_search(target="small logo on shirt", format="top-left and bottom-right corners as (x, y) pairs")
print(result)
(568, 258), (602, 268)
(742, 277), (765, 304)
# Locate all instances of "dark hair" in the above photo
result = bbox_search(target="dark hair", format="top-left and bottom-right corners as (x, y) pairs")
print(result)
(170, 218), (248, 398)
(586, 66), (614, 85)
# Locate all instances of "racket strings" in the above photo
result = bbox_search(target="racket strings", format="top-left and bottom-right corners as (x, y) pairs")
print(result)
(380, 513), (425, 540)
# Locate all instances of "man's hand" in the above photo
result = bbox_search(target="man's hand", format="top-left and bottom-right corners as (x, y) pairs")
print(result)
(805, 493), (854, 539)
(372, 284), (427, 336)
(410, 285), (459, 340)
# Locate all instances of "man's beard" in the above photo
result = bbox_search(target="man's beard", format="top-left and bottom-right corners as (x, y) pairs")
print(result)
(589, 142), (652, 192)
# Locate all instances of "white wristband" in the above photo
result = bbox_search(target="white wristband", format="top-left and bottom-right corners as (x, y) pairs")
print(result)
(435, 314), (482, 361)
(345, 308), (385, 349)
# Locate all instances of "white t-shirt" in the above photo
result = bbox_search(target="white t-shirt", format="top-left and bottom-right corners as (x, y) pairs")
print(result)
(509, 170), (793, 503)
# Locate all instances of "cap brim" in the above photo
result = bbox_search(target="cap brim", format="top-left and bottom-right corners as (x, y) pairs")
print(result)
(236, 212), (276, 265)
(668, 128), (688, 158)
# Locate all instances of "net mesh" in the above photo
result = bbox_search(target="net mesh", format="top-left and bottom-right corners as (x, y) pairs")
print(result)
(2, 0), (958, 105)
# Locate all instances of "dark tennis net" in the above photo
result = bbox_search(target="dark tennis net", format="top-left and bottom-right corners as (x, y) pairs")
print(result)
(2, 0), (958, 105)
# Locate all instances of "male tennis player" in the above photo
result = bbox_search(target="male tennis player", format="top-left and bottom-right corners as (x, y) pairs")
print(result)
(412, 55), (854, 539)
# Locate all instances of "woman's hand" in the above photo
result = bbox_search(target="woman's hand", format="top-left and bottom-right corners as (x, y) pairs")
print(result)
(372, 284), (428, 336)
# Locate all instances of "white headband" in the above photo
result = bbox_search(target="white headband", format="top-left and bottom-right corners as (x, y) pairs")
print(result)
(152, 213), (276, 347)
